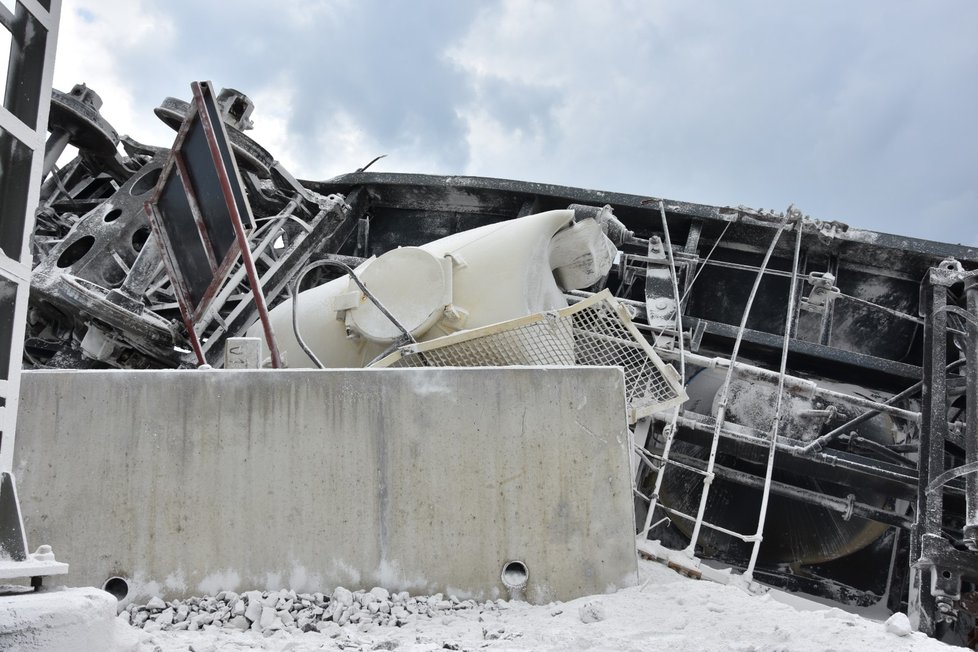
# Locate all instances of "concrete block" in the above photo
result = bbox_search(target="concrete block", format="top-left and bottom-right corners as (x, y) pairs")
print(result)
(224, 337), (262, 369)
(15, 367), (637, 604)
(0, 587), (126, 651)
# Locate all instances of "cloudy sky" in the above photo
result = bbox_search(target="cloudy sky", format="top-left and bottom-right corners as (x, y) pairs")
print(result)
(52, 1), (977, 244)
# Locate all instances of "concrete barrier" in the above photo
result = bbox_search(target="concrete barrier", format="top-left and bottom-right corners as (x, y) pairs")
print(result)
(15, 367), (637, 604)
(0, 588), (126, 651)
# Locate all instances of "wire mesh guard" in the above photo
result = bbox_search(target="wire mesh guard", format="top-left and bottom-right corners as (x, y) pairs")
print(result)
(370, 289), (686, 423)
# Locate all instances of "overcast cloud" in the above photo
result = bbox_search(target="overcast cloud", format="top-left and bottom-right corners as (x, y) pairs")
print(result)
(52, 1), (977, 244)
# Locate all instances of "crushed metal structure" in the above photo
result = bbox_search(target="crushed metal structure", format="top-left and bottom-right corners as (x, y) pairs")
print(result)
(7, 78), (978, 644)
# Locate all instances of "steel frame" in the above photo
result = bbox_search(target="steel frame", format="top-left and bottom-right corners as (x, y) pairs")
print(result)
(0, 0), (67, 582)
(909, 260), (978, 635)
(145, 81), (282, 368)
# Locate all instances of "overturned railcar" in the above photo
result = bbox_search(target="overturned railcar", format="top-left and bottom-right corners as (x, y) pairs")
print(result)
(306, 173), (978, 632)
(23, 85), (978, 641)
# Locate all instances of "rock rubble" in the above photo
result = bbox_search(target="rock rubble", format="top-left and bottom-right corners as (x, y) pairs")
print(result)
(121, 587), (495, 636)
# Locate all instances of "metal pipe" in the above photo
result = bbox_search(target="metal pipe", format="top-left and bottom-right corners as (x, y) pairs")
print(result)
(664, 413), (922, 488)
(964, 277), (978, 545)
(802, 380), (925, 454)
(670, 453), (914, 530)
(288, 259), (418, 369)
(659, 201), (686, 385)
(679, 221), (733, 305)
(843, 434), (917, 467)
(926, 460), (978, 498)
(690, 256), (797, 280)
(289, 280), (324, 369)
(803, 358), (965, 456)
(661, 349), (921, 423)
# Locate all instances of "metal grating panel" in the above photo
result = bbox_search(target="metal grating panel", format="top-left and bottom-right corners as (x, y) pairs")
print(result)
(371, 289), (686, 423)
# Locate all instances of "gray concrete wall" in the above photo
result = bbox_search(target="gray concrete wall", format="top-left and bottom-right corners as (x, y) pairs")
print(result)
(15, 367), (637, 604)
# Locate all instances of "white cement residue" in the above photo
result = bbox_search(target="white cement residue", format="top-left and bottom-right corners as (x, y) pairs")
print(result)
(327, 560), (363, 588)
(162, 571), (186, 594)
(0, 587), (123, 652)
(196, 569), (240, 596)
(125, 572), (163, 605)
(373, 558), (432, 595)
(843, 228), (882, 244)
(409, 371), (453, 397)
(263, 571), (284, 592)
(288, 563), (323, 594)
(122, 558), (961, 651)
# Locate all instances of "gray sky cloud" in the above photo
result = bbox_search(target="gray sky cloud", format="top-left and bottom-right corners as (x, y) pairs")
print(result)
(53, 0), (977, 244)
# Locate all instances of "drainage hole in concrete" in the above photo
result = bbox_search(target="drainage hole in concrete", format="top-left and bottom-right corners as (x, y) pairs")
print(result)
(501, 560), (528, 588)
(102, 576), (130, 601)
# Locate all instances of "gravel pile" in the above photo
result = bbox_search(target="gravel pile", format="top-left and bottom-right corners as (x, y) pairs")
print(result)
(121, 586), (494, 636)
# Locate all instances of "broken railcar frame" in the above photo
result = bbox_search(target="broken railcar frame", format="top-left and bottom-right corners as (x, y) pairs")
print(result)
(307, 171), (978, 630)
(21, 82), (978, 638)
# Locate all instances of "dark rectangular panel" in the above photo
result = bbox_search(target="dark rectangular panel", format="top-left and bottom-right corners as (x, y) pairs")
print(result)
(201, 96), (252, 231)
(2, 5), (47, 130)
(182, 117), (237, 260)
(145, 80), (272, 362)
(0, 276), (14, 380)
(157, 173), (211, 308)
(0, 127), (32, 260)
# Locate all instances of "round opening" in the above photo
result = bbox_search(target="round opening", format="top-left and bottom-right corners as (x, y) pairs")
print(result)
(102, 576), (130, 601)
(101, 260), (126, 288)
(56, 235), (95, 268)
(130, 167), (163, 196)
(131, 226), (150, 252)
(501, 560), (528, 589)
(103, 208), (122, 223)
(942, 570), (953, 580)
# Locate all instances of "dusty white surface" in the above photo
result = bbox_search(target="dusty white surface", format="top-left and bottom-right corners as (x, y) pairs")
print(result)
(0, 586), (122, 652)
(125, 559), (962, 652)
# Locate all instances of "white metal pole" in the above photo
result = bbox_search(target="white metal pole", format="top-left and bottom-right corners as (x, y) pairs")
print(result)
(744, 210), (804, 580)
(684, 220), (787, 555)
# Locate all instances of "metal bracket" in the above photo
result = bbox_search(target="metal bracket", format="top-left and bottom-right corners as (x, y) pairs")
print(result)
(800, 271), (840, 313)
(0, 472), (68, 584)
(644, 236), (679, 333)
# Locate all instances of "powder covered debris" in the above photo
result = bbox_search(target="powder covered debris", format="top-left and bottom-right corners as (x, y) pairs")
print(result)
(119, 559), (963, 651)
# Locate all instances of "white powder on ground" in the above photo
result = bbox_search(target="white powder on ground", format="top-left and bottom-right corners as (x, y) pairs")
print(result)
(124, 558), (963, 651)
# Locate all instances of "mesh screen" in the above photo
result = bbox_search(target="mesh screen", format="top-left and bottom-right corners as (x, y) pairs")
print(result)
(370, 290), (685, 423)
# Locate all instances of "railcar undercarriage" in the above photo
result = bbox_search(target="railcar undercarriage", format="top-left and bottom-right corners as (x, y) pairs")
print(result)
(20, 84), (978, 643)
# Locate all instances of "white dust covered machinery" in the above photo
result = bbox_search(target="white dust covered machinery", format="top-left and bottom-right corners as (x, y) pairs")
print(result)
(256, 207), (619, 368)
(21, 81), (978, 642)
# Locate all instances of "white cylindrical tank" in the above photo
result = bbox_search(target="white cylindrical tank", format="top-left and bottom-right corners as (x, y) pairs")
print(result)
(252, 209), (617, 368)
